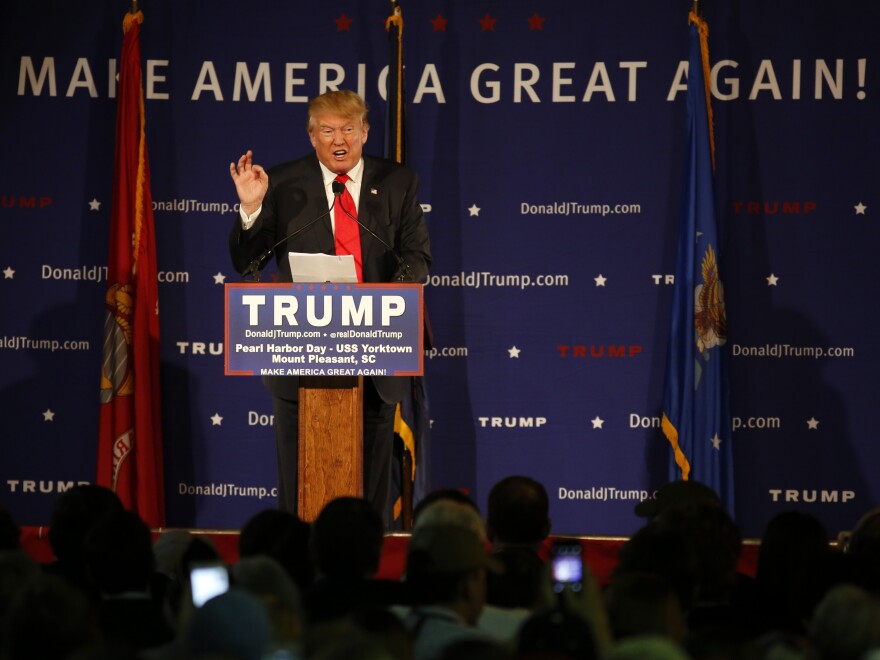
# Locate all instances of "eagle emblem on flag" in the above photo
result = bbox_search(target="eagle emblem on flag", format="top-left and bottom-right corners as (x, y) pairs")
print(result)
(693, 244), (727, 387)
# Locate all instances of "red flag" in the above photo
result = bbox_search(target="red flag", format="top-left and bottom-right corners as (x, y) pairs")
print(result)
(97, 9), (165, 528)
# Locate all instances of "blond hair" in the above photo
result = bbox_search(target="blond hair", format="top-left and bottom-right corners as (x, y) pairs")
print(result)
(307, 90), (369, 132)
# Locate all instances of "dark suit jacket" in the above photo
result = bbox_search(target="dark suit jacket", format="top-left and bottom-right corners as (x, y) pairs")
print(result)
(229, 153), (431, 403)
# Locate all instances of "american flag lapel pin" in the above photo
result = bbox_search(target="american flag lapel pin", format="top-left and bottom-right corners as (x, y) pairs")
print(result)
(370, 187), (378, 195)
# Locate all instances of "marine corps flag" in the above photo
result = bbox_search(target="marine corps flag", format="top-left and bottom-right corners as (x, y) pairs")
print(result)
(97, 9), (165, 528)
(660, 9), (734, 514)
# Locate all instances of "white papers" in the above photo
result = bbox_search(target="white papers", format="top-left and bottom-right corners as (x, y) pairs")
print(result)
(287, 252), (358, 283)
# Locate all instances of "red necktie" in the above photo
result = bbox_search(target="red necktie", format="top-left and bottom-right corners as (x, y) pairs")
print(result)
(334, 174), (363, 282)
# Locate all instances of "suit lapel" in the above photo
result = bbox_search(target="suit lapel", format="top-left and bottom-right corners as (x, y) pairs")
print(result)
(358, 157), (385, 277)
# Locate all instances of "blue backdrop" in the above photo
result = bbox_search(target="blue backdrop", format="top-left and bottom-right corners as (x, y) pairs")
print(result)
(1, 0), (877, 537)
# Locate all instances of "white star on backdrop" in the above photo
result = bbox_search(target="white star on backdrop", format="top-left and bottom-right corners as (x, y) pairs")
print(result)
(854, 202), (867, 215)
(3, 267), (14, 279)
(468, 204), (481, 217)
(711, 433), (723, 450)
(508, 346), (521, 358)
(210, 413), (223, 426)
(42, 409), (55, 422)
(591, 416), (604, 429)
(807, 417), (819, 430)
(594, 274), (607, 287)
(213, 272), (226, 285)
(89, 199), (101, 211)
(766, 273), (779, 286)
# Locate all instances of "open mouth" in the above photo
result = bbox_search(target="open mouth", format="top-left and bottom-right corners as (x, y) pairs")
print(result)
(333, 149), (348, 158)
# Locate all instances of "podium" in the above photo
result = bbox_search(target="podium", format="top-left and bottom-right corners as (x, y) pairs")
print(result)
(225, 282), (424, 520)
(297, 376), (363, 521)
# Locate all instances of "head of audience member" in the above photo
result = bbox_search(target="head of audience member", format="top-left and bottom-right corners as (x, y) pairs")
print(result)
(438, 638), (511, 660)
(180, 535), (222, 574)
(808, 584), (880, 660)
(239, 508), (313, 590)
(755, 511), (833, 633)
(846, 507), (880, 592)
(0, 549), (40, 628)
(311, 497), (384, 580)
(413, 488), (480, 524)
(151, 529), (195, 613)
(305, 621), (397, 660)
(614, 522), (699, 613)
(413, 497), (487, 541)
(634, 480), (722, 521)
(2, 573), (99, 660)
(83, 509), (154, 596)
(516, 606), (599, 660)
(183, 588), (273, 660)
(348, 607), (416, 660)
(47, 485), (124, 583)
(603, 572), (686, 643)
(753, 631), (819, 660)
(486, 475), (551, 549)
(166, 535), (223, 633)
(485, 544), (546, 610)
(685, 629), (761, 660)
(153, 529), (195, 579)
(604, 636), (690, 660)
(656, 501), (742, 607)
(0, 506), (20, 550)
(405, 524), (502, 626)
(231, 555), (305, 651)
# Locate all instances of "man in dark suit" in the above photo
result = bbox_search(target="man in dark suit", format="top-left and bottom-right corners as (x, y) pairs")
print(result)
(229, 90), (431, 526)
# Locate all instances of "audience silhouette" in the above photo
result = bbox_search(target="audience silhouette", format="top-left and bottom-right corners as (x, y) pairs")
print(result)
(2, 478), (879, 659)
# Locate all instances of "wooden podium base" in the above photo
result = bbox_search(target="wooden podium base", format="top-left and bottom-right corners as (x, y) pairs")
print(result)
(296, 376), (363, 522)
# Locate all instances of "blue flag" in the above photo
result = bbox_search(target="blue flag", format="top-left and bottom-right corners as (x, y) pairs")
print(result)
(661, 12), (734, 514)
(385, 0), (433, 528)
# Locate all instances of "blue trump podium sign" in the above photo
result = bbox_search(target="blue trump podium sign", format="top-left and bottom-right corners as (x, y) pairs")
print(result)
(224, 282), (424, 377)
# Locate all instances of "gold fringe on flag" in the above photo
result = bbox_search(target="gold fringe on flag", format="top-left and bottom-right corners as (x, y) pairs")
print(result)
(393, 404), (416, 521)
(385, 2), (404, 164)
(122, 10), (148, 276)
(688, 10), (716, 171)
(662, 413), (692, 481)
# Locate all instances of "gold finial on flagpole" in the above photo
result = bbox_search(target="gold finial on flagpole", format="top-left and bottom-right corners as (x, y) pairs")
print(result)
(692, 0), (700, 17)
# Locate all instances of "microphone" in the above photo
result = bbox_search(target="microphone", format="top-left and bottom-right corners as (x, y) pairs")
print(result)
(241, 182), (345, 282)
(336, 201), (415, 283)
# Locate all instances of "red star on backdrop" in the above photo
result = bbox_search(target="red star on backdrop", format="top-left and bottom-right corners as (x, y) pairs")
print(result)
(431, 13), (448, 32)
(479, 13), (497, 32)
(527, 12), (546, 31)
(335, 13), (353, 31)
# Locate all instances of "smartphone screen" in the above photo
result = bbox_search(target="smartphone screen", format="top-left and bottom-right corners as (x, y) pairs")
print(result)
(190, 563), (230, 607)
(551, 540), (584, 593)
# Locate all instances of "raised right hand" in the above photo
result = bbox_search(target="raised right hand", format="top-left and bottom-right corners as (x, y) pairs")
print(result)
(229, 150), (269, 216)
